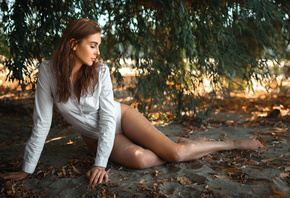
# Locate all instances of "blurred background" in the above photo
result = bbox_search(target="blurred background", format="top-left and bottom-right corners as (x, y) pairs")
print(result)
(0, 0), (289, 122)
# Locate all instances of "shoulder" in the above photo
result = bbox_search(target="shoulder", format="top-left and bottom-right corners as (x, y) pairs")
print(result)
(96, 63), (110, 72)
(38, 60), (55, 79)
(96, 63), (111, 77)
(39, 60), (53, 74)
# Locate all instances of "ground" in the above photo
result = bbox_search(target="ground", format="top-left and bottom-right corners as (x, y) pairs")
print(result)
(0, 89), (289, 197)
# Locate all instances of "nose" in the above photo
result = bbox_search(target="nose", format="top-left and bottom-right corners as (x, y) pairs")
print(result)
(95, 46), (100, 55)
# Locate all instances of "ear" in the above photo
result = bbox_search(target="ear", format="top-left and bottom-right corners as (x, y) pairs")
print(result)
(70, 38), (78, 50)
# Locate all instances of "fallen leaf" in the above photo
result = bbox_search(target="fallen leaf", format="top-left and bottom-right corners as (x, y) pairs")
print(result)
(138, 184), (153, 191)
(157, 178), (174, 182)
(8, 162), (19, 165)
(225, 120), (236, 126)
(261, 155), (283, 162)
(246, 161), (259, 165)
(270, 190), (290, 196)
(72, 166), (82, 174)
(153, 168), (159, 177)
(213, 175), (230, 179)
(43, 170), (51, 177)
(11, 184), (15, 195)
(67, 140), (73, 145)
(210, 186), (223, 190)
(177, 177), (192, 185)
(279, 172), (289, 178)
(108, 183), (119, 187)
(62, 167), (66, 176)
(70, 159), (79, 163)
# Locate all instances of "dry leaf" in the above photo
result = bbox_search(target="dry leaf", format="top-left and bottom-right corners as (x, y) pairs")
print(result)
(177, 177), (192, 185)
(247, 161), (259, 165)
(72, 166), (82, 174)
(261, 155), (282, 162)
(213, 175), (230, 179)
(138, 184), (153, 191)
(157, 178), (174, 182)
(62, 167), (66, 176)
(279, 172), (289, 178)
(108, 183), (119, 187)
(67, 140), (73, 145)
(153, 168), (159, 177)
(270, 190), (290, 196)
(225, 120), (236, 126)
(43, 170), (51, 177)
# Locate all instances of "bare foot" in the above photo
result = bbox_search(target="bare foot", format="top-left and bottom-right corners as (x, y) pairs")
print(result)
(177, 137), (190, 143)
(230, 139), (265, 150)
(177, 137), (216, 144)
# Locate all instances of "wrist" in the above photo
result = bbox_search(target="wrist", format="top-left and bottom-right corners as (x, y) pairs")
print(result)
(92, 166), (105, 170)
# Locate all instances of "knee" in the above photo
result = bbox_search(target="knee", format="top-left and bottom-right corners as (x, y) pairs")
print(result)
(132, 158), (150, 170)
(130, 151), (154, 169)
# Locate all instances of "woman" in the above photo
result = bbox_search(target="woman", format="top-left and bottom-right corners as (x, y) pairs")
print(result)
(0, 18), (265, 185)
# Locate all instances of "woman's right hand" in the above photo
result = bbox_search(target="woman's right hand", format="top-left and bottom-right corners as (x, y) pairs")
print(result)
(0, 171), (29, 181)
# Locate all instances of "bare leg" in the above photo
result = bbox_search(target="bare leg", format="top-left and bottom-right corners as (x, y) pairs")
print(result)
(82, 134), (165, 169)
(111, 104), (264, 168)
(109, 134), (166, 169)
(177, 137), (264, 150)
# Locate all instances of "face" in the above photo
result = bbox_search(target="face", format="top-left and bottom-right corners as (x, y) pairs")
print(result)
(72, 33), (101, 68)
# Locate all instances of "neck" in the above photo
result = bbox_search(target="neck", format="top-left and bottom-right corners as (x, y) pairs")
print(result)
(71, 63), (82, 85)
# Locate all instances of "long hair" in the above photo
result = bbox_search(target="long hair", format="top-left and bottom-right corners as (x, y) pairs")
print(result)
(53, 18), (102, 102)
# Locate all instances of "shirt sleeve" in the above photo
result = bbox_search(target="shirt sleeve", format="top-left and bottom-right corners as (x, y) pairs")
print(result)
(22, 63), (54, 174)
(94, 65), (116, 168)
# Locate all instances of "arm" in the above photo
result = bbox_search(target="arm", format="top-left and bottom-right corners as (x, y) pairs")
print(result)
(87, 65), (116, 184)
(95, 65), (116, 167)
(22, 63), (54, 174)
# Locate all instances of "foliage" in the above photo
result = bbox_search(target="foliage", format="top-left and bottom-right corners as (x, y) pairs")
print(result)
(0, 23), (9, 58)
(0, 0), (289, 119)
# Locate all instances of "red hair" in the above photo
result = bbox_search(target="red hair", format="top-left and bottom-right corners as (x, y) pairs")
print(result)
(53, 18), (102, 102)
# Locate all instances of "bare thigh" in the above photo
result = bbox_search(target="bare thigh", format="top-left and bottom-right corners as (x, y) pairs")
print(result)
(81, 135), (98, 151)
(120, 104), (179, 161)
(109, 134), (165, 169)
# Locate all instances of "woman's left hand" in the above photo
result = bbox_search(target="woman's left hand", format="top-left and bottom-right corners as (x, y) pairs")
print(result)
(86, 166), (108, 185)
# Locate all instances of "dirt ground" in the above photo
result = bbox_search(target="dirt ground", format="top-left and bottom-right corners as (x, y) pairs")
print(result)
(0, 89), (289, 197)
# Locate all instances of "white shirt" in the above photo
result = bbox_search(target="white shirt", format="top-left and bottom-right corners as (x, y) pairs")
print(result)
(22, 60), (116, 174)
